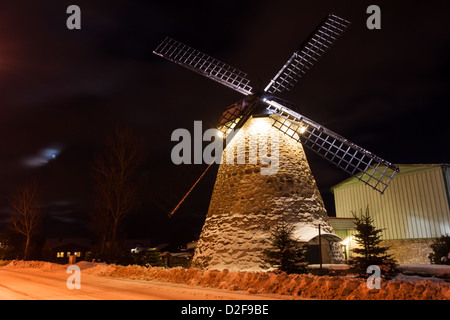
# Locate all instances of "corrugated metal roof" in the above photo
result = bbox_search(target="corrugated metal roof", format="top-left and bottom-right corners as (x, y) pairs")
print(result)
(331, 164), (449, 193)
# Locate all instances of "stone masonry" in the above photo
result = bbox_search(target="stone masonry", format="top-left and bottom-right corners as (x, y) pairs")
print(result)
(381, 239), (435, 264)
(191, 116), (343, 271)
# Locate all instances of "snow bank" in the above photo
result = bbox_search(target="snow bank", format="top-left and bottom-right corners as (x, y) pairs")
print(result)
(82, 263), (450, 300)
(2, 260), (449, 300)
(2, 260), (107, 273)
(75, 261), (107, 270)
(0, 260), (10, 266)
(3, 260), (66, 272)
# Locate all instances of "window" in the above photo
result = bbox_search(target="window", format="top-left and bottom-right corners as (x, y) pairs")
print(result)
(57, 252), (64, 258)
(74, 252), (81, 257)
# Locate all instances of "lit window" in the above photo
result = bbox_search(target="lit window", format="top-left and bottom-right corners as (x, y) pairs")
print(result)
(57, 252), (64, 258)
(74, 252), (81, 257)
(67, 252), (71, 257)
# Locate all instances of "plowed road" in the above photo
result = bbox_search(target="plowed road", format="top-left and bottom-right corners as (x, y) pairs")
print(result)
(0, 267), (282, 300)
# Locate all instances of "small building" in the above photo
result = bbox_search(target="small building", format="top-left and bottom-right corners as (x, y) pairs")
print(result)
(330, 164), (450, 264)
(328, 217), (356, 261)
(43, 238), (93, 264)
(292, 225), (343, 264)
(159, 240), (198, 268)
(161, 251), (193, 268)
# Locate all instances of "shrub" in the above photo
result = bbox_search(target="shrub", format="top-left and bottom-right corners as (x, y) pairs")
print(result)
(428, 235), (450, 265)
(133, 249), (164, 267)
(262, 219), (308, 274)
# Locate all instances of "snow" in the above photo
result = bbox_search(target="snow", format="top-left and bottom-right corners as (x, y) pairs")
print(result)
(292, 225), (343, 242)
(308, 264), (350, 271)
(397, 264), (450, 278)
(0, 266), (281, 300)
(2, 260), (67, 272)
(1, 260), (449, 300)
(393, 274), (446, 284)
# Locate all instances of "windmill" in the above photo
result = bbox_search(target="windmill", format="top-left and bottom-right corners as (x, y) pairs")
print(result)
(153, 14), (399, 270)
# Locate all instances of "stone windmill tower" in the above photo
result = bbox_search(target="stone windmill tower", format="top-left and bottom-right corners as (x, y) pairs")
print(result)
(153, 14), (399, 271)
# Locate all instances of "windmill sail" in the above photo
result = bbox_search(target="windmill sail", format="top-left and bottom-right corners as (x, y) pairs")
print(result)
(264, 14), (351, 94)
(216, 98), (258, 136)
(152, 13), (398, 217)
(265, 99), (399, 194)
(153, 37), (253, 95)
(150, 162), (216, 216)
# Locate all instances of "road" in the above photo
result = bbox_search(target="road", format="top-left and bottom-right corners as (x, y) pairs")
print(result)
(0, 267), (282, 300)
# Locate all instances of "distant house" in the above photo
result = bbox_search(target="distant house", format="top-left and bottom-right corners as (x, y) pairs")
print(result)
(43, 238), (94, 264)
(123, 239), (152, 253)
(330, 164), (450, 264)
(161, 252), (193, 268)
(159, 240), (197, 268)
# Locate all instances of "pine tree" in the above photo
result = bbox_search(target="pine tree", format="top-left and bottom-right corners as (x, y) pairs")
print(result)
(142, 249), (164, 267)
(134, 248), (164, 267)
(262, 219), (308, 274)
(348, 206), (398, 279)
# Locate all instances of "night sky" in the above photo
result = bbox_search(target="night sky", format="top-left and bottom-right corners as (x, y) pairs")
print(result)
(0, 1), (448, 247)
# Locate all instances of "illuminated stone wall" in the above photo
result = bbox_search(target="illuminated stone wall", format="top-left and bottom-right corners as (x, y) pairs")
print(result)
(382, 239), (435, 264)
(192, 116), (343, 271)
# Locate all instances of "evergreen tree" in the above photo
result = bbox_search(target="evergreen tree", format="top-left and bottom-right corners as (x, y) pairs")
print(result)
(348, 206), (398, 279)
(135, 249), (164, 267)
(262, 219), (308, 274)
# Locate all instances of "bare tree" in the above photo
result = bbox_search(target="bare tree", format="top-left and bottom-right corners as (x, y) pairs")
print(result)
(91, 126), (146, 250)
(9, 181), (43, 260)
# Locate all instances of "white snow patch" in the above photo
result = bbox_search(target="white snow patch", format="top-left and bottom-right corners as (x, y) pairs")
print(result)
(293, 224), (342, 242)
(398, 264), (450, 277)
